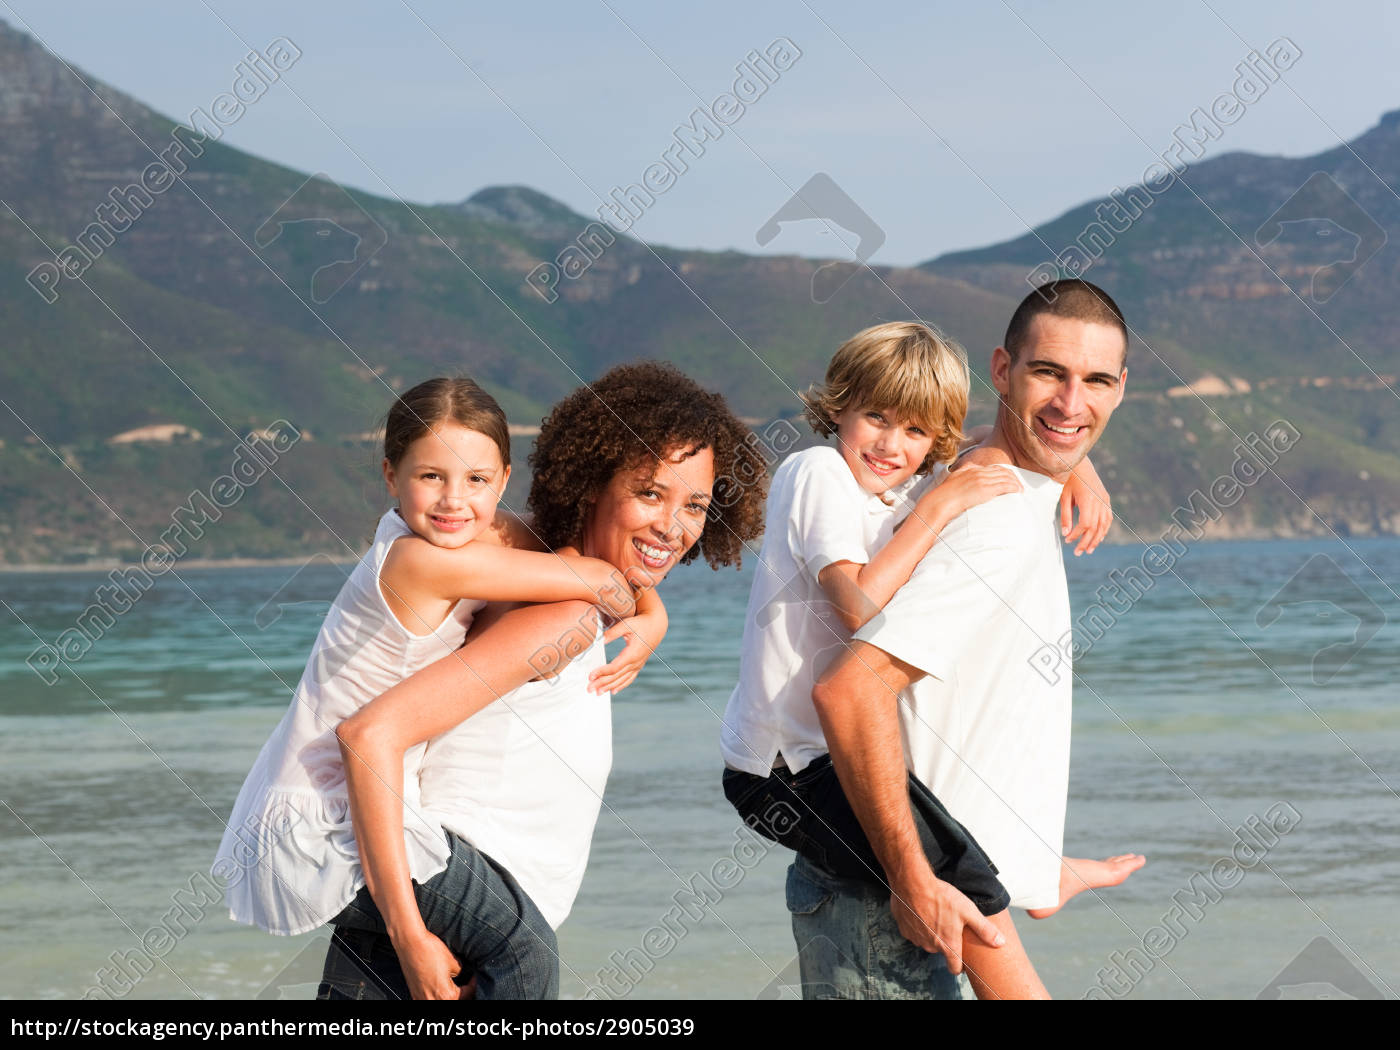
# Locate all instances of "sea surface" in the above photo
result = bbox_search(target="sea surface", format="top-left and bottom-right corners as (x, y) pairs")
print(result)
(2, 537), (1398, 1000)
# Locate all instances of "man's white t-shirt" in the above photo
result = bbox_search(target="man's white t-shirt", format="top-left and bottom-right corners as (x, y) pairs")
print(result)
(720, 446), (921, 776)
(854, 465), (1071, 910)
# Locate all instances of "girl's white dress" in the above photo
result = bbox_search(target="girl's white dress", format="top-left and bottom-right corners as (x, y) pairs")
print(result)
(213, 509), (482, 936)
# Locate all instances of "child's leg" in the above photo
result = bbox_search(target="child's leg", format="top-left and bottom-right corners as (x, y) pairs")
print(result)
(1027, 854), (1146, 919)
(961, 908), (1050, 1000)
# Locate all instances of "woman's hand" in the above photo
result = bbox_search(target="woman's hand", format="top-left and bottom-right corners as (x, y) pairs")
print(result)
(591, 589), (667, 695)
(395, 927), (468, 1001)
(1059, 457), (1112, 556)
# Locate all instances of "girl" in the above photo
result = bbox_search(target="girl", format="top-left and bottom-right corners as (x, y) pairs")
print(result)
(213, 376), (663, 996)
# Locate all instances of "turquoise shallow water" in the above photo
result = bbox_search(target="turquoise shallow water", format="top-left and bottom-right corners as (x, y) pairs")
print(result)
(2, 536), (1398, 999)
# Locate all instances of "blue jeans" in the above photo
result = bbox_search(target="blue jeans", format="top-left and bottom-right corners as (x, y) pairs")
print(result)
(786, 854), (971, 1000)
(724, 756), (1006, 1000)
(317, 831), (558, 1000)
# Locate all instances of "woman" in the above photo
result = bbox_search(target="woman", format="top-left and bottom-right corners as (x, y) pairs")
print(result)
(319, 361), (767, 999)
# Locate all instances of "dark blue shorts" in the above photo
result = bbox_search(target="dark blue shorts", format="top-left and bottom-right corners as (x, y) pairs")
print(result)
(723, 754), (1010, 916)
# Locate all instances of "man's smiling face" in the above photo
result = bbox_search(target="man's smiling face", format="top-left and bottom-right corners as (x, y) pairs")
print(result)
(992, 313), (1127, 481)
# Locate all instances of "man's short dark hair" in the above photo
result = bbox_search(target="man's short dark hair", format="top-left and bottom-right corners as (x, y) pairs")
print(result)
(1004, 279), (1128, 365)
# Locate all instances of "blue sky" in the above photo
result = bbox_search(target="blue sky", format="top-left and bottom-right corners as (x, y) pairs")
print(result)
(4, 0), (1398, 265)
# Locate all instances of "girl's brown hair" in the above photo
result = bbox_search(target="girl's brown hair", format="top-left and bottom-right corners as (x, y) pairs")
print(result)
(383, 377), (510, 468)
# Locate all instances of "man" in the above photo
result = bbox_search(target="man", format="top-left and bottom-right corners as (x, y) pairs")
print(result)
(803, 279), (1132, 999)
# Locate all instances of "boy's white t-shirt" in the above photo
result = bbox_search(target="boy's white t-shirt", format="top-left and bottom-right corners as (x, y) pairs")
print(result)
(720, 445), (923, 776)
(853, 466), (1071, 909)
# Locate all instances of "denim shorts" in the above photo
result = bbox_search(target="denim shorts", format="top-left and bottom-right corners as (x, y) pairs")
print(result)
(317, 831), (559, 1001)
(723, 754), (1009, 916)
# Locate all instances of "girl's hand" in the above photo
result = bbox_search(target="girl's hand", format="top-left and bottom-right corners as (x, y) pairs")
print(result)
(591, 593), (668, 695)
(915, 463), (1022, 525)
(396, 927), (467, 1001)
(1060, 458), (1112, 556)
(582, 561), (638, 622)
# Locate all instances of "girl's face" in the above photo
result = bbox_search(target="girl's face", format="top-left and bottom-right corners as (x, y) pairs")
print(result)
(580, 445), (715, 589)
(382, 423), (510, 549)
(830, 405), (935, 496)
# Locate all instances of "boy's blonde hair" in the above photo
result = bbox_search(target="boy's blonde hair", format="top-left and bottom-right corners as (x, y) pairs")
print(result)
(799, 321), (970, 472)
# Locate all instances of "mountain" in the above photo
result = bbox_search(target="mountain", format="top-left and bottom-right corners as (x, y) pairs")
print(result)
(925, 108), (1400, 391)
(922, 105), (1400, 544)
(1, 19), (1397, 563)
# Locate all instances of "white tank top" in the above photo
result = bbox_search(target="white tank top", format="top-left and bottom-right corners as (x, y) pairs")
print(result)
(419, 625), (612, 930)
(214, 509), (481, 936)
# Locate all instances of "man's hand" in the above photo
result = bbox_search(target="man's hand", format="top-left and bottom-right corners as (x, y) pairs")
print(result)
(814, 642), (1008, 978)
(889, 870), (1005, 974)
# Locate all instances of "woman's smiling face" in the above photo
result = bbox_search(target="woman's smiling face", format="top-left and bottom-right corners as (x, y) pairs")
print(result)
(579, 444), (716, 588)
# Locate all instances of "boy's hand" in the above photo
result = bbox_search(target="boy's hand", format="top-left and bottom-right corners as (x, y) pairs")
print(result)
(1060, 458), (1112, 556)
(916, 463), (1022, 525)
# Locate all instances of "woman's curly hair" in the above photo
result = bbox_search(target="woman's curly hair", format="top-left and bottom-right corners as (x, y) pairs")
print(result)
(528, 362), (767, 569)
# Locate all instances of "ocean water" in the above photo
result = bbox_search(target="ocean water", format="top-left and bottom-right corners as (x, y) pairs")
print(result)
(2, 537), (1398, 1000)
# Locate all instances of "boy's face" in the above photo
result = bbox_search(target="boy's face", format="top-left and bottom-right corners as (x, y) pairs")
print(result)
(831, 406), (935, 496)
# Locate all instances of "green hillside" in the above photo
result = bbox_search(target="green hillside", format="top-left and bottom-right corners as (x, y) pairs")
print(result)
(2, 19), (1397, 562)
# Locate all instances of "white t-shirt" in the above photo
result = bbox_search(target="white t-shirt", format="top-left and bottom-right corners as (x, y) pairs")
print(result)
(720, 446), (922, 776)
(854, 465), (1071, 909)
(420, 626), (612, 930)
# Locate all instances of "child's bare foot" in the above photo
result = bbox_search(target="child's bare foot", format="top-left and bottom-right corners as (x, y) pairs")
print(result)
(1027, 854), (1146, 919)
